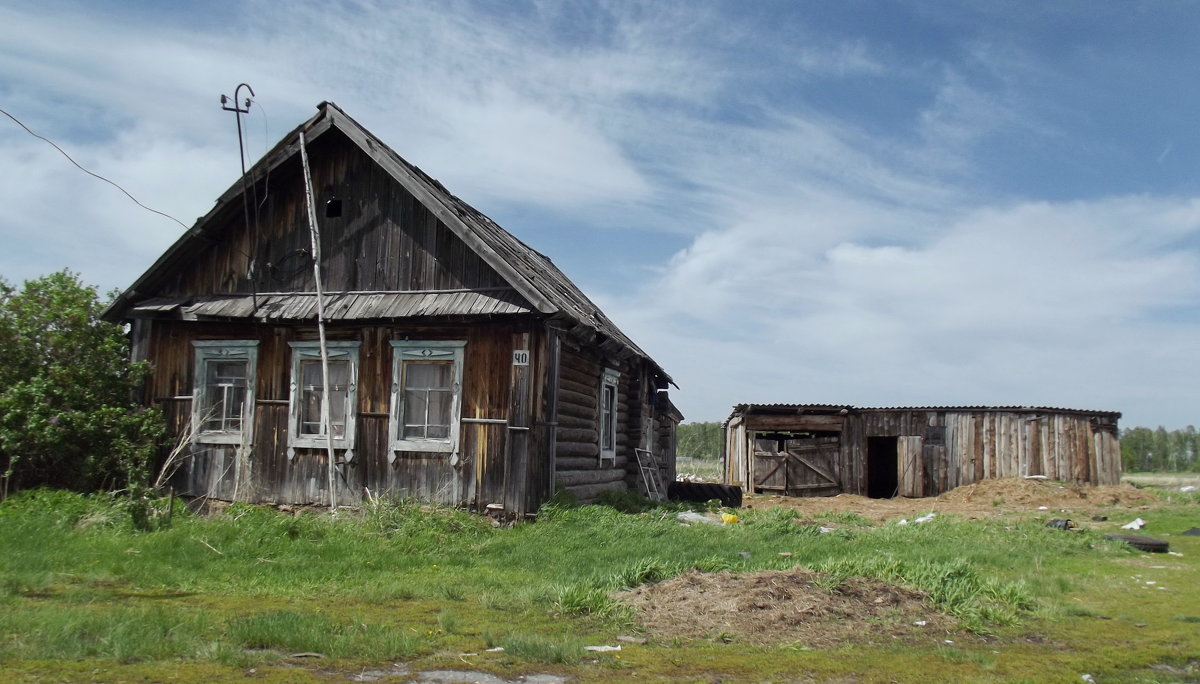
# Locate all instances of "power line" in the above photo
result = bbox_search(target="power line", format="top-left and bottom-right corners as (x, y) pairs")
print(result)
(0, 106), (189, 230)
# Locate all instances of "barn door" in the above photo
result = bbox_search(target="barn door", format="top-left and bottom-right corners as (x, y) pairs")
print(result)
(898, 436), (925, 497)
(752, 436), (840, 495)
(782, 437), (840, 494)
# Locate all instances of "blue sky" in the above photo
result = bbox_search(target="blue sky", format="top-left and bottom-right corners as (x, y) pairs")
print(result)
(2, 0), (1198, 428)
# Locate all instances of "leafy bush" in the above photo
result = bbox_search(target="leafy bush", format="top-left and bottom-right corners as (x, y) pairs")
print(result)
(0, 271), (164, 496)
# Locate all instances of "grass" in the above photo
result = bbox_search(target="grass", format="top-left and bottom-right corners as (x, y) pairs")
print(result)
(0, 486), (1197, 682)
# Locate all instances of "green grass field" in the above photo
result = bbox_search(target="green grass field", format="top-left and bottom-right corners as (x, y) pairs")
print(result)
(0, 486), (1197, 682)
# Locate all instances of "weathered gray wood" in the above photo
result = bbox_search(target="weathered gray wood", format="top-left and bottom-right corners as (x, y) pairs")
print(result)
(566, 480), (629, 503)
(558, 376), (598, 398)
(557, 427), (598, 444)
(505, 331), (532, 514)
(556, 413), (594, 429)
(556, 468), (624, 487)
(743, 414), (846, 431)
(555, 456), (600, 471)
(556, 441), (599, 458)
(782, 449), (839, 487)
(558, 387), (598, 411)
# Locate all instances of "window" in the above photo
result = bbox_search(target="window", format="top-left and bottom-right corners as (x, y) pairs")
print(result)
(192, 341), (258, 445)
(389, 340), (466, 460)
(599, 368), (620, 464)
(288, 341), (360, 457)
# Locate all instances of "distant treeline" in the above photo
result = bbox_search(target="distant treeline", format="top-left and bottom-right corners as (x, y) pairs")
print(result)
(677, 421), (724, 460)
(679, 422), (1198, 473)
(1121, 426), (1198, 472)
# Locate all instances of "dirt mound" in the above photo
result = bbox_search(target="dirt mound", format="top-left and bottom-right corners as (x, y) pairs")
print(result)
(742, 478), (1157, 521)
(617, 568), (955, 648)
(936, 478), (1156, 508)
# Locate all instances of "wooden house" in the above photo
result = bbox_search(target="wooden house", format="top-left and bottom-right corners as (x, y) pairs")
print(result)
(724, 404), (1120, 498)
(104, 102), (679, 515)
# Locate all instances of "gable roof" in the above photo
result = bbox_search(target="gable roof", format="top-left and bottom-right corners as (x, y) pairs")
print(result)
(106, 102), (669, 381)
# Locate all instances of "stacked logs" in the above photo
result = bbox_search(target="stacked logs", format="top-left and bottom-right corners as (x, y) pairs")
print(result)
(554, 348), (629, 502)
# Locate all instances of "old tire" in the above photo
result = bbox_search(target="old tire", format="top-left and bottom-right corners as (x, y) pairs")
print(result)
(1104, 533), (1169, 553)
(668, 482), (742, 508)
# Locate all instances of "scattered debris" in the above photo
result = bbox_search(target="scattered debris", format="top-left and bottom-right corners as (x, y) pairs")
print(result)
(1105, 533), (1170, 553)
(1182, 528), (1200, 537)
(676, 511), (720, 526)
(413, 670), (566, 684)
(1082, 674), (1096, 683)
(1038, 506), (1050, 511)
(1121, 518), (1146, 530)
(914, 513), (936, 524)
(584, 645), (621, 653)
(1046, 519), (1075, 530)
(616, 635), (647, 645)
(1092, 515), (1108, 522)
(1181, 485), (1197, 492)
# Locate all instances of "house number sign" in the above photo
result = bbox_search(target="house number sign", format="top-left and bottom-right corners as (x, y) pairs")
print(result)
(512, 350), (530, 366)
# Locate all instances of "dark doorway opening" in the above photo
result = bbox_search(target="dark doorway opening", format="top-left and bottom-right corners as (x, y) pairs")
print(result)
(867, 437), (898, 499)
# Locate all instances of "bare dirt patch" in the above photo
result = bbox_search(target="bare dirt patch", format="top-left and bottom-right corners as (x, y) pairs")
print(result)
(618, 568), (956, 648)
(741, 477), (1158, 522)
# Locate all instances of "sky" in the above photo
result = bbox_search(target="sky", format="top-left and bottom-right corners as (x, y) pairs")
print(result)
(1, 0), (1198, 429)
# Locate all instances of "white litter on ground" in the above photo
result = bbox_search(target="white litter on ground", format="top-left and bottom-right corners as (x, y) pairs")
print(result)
(1121, 518), (1146, 530)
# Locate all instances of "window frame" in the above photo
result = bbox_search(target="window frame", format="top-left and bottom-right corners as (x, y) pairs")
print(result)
(388, 340), (466, 460)
(287, 341), (360, 456)
(599, 367), (620, 465)
(191, 340), (259, 446)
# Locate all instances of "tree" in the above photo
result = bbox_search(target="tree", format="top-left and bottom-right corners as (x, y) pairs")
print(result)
(678, 421), (724, 460)
(0, 270), (164, 497)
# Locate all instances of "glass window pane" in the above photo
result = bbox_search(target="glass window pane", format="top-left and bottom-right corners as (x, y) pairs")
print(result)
(302, 360), (322, 388)
(405, 362), (451, 391)
(601, 385), (616, 450)
(298, 359), (350, 438)
(203, 360), (248, 432)
(401, 360), (456, 442)
(329, 388), (347, 438)
(328, 361), (349, 388)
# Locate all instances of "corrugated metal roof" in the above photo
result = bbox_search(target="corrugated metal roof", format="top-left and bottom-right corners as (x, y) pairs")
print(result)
(728, 403), (1122, 419)
(132, 290), (532, 320)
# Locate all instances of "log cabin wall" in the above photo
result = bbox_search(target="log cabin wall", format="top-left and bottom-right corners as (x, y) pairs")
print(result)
(144, 318), (533, 507)
(724, 405), (1121, 499)
(550, 344), (670, 503)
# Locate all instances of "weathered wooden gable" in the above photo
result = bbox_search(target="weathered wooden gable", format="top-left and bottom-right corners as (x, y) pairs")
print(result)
(144, 128), (514, 301)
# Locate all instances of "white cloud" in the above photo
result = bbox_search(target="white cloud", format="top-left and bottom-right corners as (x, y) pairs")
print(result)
(617, 194), (1200, 426)
(2, 0), (1198, 432)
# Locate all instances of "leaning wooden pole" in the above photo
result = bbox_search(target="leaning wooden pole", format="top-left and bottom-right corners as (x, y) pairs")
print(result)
(299, 131), (337, 513)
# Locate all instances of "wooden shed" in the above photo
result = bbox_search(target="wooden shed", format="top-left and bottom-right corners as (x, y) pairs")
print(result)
(724, 404), (1120, 498)
(104, 102), (679, 515)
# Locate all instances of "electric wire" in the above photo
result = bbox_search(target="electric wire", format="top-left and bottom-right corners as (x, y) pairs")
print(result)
(0, 106), (189, 230)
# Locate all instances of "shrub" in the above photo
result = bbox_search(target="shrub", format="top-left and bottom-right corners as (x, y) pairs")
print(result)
(0, 271), (164, 496)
